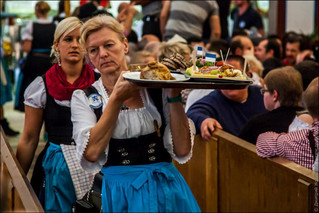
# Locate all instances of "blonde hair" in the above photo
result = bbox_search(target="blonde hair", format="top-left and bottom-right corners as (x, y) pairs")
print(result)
(51, 17), (83, 63)
(35, 1), (51, 16)
(130, 50), (154, 64)
(80, 14), (125, 51)
(243, 54), (264, 77)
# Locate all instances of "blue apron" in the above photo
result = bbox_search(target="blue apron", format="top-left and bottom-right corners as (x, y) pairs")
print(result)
(101, 162), (201, 212)
(42, 142), (76, 212)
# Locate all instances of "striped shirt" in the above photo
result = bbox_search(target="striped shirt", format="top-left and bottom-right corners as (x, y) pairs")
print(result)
(164, 0), (219, 41)
(256, 122), (319, 170)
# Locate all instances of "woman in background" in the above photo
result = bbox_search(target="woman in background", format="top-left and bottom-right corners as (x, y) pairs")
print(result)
(16, 17), (98, 212)
(15, 0), (56, 111)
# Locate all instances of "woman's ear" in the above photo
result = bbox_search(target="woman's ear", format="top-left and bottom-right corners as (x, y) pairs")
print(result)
(54, 41), (59, 52)
(123, 37), (129, 54)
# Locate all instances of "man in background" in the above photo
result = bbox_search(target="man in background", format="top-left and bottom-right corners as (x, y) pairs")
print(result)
(255, 38), (284, 78)
(131, 0), (170, 41)
(187, 55), (266, 140)
(231, 0), (264, 37)
(283, 34), (302, 66)
(230, 35), (254, 56)
(164, 1), (221, 43)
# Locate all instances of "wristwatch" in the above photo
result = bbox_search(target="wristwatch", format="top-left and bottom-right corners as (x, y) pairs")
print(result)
(167, 94), (183, 103)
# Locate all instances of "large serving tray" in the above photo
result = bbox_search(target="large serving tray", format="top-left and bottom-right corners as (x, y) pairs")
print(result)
(123, 72), (253, 89)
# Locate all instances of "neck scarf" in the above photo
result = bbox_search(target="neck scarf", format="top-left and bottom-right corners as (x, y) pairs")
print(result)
(46, 63), (95, 101)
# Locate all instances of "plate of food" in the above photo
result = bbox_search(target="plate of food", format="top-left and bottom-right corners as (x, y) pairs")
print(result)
(123, 61), (189, 83)
(185, 62), (252, 83)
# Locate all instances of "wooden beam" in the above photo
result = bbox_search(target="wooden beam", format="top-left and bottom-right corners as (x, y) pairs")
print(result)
(64, 0), (70, 18)
(316, 0), (319, 36)
(276, 1), (286, 39)
(0, 128), (44, 212)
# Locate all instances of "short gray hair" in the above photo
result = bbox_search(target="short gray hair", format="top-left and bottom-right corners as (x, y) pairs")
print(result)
(80, 14), (125, 52)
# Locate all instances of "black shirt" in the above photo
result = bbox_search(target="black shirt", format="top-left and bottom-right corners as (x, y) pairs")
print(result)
(231, 5), (263, 32)
(239, 106), (305, 144)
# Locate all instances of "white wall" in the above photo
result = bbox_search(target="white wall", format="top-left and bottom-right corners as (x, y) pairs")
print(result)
(286, 1), (315, 35)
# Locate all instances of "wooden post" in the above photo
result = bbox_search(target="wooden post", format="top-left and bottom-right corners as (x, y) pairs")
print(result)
(64, 0), (70, 17)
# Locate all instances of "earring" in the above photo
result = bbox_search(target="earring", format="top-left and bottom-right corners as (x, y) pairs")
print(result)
(56, 51), (61, 66)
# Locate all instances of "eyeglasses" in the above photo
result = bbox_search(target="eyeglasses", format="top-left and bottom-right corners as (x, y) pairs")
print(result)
(260, 88), (270, 95)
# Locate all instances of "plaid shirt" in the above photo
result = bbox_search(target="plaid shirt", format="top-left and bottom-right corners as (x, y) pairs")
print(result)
(256, 122), (319, 170)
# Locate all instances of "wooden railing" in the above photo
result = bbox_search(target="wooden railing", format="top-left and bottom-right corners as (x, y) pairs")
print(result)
(0, 128), (44, 212)
(1, 126), (317, 212)
(175, 129), (318, 212)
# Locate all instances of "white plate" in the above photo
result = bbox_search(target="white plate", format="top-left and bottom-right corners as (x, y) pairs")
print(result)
(123, 72), (190, 83)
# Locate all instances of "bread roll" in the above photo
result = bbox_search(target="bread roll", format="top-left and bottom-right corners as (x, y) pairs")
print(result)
(140, 61), (176, 80)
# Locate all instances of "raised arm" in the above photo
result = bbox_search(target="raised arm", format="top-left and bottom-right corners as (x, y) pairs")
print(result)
(73, 74), (141, 163)
(165, 89), (192, 157)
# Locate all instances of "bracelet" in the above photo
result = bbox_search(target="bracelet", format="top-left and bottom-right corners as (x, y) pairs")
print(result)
(167, 94), (183, 103)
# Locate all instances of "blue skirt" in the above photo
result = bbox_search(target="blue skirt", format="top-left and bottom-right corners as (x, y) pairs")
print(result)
(42, 142), (76, 212)
(101, 162), (201, 212)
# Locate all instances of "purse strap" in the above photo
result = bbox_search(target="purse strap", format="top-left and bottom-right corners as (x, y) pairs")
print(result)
(86, 171), (103, 202)
(91, 172), (103, 194)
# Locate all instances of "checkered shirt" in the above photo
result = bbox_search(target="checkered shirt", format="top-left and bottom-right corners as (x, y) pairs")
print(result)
(256, 122), (319, 170)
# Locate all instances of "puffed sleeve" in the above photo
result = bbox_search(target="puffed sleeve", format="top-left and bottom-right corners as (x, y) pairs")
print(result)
(21, 21), (33, 41)
(24, 76), (46, 108)
(162, 93), (196, 164)
(71, 89), (107, 172)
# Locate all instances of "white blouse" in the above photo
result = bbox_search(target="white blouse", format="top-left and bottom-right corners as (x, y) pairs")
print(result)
(21, 18), (53, 41)
(71, 78), (196, 172)
(288, 115), (312, 132)
(24, 76), (70, 108)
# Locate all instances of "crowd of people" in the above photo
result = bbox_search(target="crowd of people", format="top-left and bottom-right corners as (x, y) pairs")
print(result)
(0, 0), (318, 212)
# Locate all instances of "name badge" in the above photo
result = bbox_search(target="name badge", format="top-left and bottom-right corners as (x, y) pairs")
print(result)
(88, 93), (102, 109)
(239, 21), (246, 28)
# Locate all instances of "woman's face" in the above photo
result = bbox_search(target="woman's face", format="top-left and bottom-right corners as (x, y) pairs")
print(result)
(55, 28), (84, 65)
(86, 27), (128, 74)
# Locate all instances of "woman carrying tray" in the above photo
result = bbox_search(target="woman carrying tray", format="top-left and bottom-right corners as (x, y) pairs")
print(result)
(71, 14), (200, 212)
